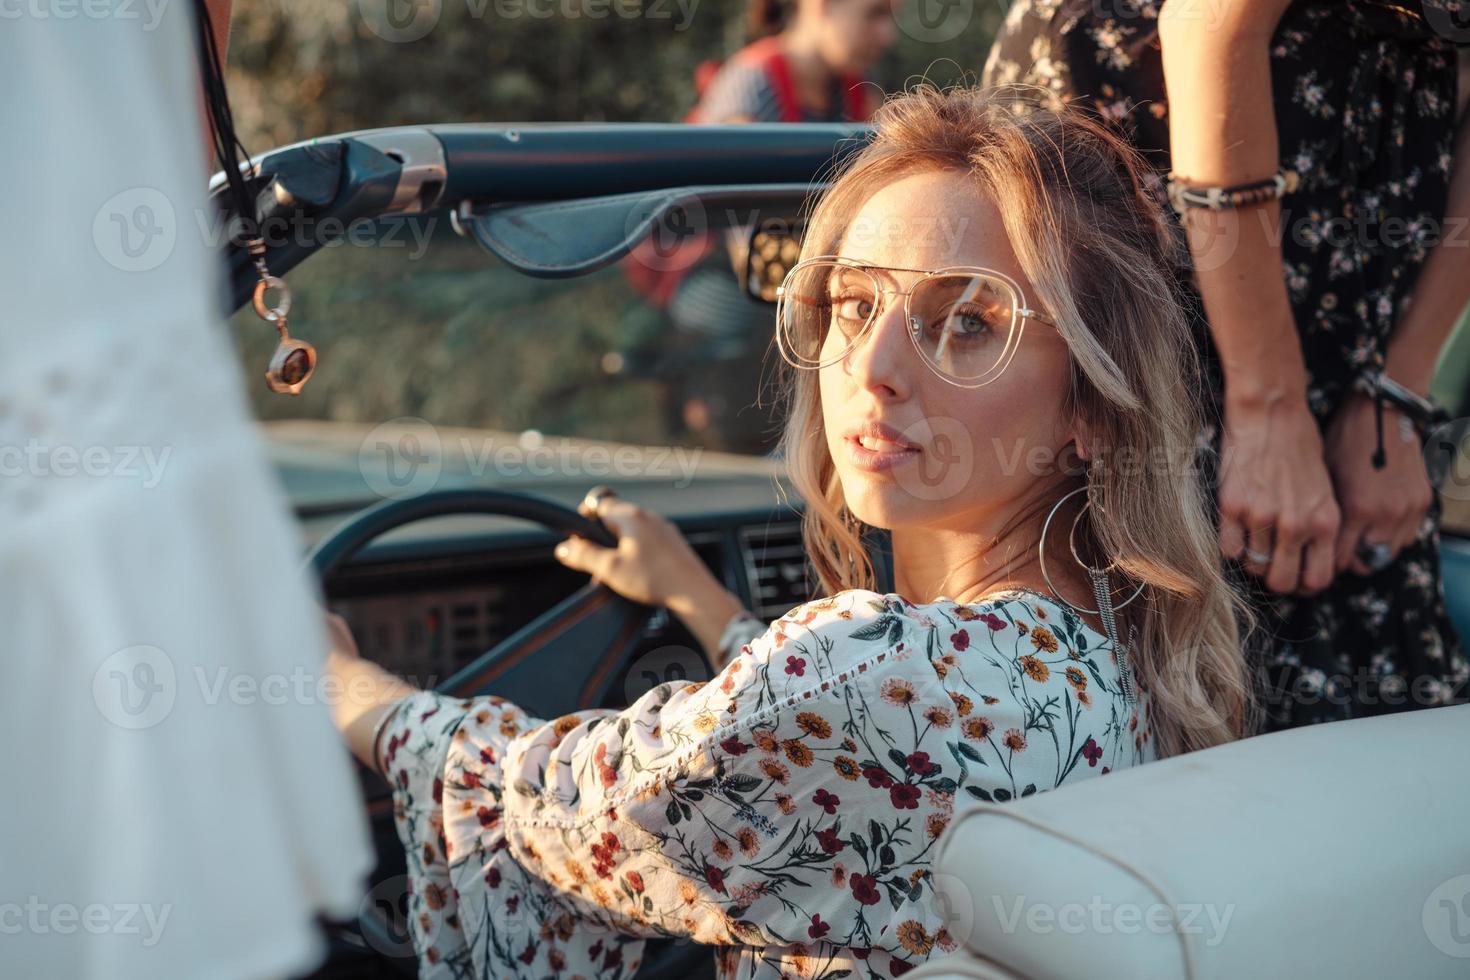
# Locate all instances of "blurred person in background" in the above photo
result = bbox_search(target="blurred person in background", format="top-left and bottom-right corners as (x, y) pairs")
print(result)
(984, 0), (1470, 729)
(687, 0), (896, 124)
(624, 0), (899, 455)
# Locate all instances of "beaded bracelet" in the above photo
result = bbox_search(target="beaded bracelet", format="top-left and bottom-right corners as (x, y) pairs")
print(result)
(1166, 169), (1300, 216)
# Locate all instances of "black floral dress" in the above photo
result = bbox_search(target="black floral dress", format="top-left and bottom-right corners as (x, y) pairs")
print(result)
(984, 0), (1470, 730)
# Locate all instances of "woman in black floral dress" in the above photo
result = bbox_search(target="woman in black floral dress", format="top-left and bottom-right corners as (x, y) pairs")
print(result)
(985, 0), (1470, 729)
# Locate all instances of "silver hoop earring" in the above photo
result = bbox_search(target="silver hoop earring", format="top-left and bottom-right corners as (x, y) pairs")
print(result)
(1039, 484), (1143, 706)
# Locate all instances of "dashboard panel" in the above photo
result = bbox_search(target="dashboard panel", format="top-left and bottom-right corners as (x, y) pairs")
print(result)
(317, 503), (821, 703)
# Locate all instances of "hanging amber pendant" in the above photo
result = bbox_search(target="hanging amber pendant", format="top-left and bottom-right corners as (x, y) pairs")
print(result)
(254, 274), (316, 396)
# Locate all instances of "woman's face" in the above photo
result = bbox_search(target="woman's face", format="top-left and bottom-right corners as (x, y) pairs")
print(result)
(819, 168), (1081, 534)
(815, 0), (898, 75)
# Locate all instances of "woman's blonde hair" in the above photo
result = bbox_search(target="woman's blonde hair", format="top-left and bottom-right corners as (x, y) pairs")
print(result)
(776, 83), (1256, 756)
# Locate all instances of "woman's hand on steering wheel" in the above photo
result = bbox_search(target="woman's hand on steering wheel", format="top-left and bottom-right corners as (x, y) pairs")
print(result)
(555, 495), (746, 658)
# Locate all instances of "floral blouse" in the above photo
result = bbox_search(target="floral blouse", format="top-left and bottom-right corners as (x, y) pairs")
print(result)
(377, 588), (1156, 979)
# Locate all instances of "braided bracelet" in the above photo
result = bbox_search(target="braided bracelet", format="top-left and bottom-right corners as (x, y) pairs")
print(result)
(1166, 169), (1299, 216)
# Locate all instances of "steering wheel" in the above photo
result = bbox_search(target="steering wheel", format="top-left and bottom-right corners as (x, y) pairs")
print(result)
(307, 488), (712, 979)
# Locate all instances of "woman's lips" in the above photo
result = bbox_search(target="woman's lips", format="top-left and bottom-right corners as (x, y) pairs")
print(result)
(844, 434), (921, 472)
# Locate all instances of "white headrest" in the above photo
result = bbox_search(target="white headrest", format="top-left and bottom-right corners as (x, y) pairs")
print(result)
(912, 705), (1470, 980)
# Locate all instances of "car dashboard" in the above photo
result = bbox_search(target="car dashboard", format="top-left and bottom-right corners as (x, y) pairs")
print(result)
(306, 488), (823, 698)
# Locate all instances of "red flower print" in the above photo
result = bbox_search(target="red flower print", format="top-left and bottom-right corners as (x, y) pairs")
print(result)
(1082, 737), (1103, 767)
(813, 789), (840, 814)
(951, 630), (970, 651)
(1101, 766), (1111, 775)
(477, 806), (499, 828)
(862, 766), (895, 789)
(891, 957), (917, 976)
(890, 783), (921, 809)
(785, 655), (807, 677)
(432, 777), (443, 802)
(517, 941), (536, 964)
(808, 913), (830, 940)
(980, 613), (1006, 631)
(479, 746), (496, 764)
(485, 866), (501, 889)
(603, 946), (622, 970)
(704, 862), (728, 894)
(462, 770), (479, 789)
(851, 873), (881, 905)
(720, 736), (748, 756)
(906, 751), (937, 775)
(626, 871), (644, 893)
(816, 827), (846, 854)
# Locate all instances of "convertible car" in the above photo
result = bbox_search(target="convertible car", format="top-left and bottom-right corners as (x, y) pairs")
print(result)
(216, 123), (1470, 979)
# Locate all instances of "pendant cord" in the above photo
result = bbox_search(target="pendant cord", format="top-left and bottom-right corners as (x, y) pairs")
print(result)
(192, 0), (258, 247)
(1089, 565), (1137, 707)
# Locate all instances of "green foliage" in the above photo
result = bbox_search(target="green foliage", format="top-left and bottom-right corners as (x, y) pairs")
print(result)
(226, 1), (998, 149)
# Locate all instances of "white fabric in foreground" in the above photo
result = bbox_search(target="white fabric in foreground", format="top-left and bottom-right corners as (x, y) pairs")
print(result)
(911, 704), (1470, 980)
(0, 7), (374, 980)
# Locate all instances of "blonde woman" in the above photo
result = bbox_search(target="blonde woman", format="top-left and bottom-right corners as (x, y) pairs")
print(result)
(325, 85), (1254, 979)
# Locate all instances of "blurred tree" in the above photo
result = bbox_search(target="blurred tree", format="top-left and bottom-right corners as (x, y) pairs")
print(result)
(225, 0), (998, 148)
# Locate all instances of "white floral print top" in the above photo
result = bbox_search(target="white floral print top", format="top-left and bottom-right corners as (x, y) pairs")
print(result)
(377, 588), (1156, 979)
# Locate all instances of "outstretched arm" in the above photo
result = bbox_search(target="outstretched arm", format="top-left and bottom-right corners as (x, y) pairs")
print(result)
(322, 612), (419, 769)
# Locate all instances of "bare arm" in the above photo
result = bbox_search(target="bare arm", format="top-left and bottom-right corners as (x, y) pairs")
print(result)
(1159, 0), (1299, 403)
(1158, 0), (1342, 594)
(323, 614), (420, 771)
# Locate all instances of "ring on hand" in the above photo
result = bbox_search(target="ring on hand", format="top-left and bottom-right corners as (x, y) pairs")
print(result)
(1243, 547), (1272, 566)
(581, 485), (618, 517)
(1356, 540), (1394, 573)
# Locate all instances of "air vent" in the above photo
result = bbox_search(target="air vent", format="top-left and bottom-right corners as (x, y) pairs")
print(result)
(739, 522), (815, 621)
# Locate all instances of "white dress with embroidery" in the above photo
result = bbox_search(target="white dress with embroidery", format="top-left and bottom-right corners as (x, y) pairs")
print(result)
(2, 9), (373, 980)
(379, 588), (1155, 979)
